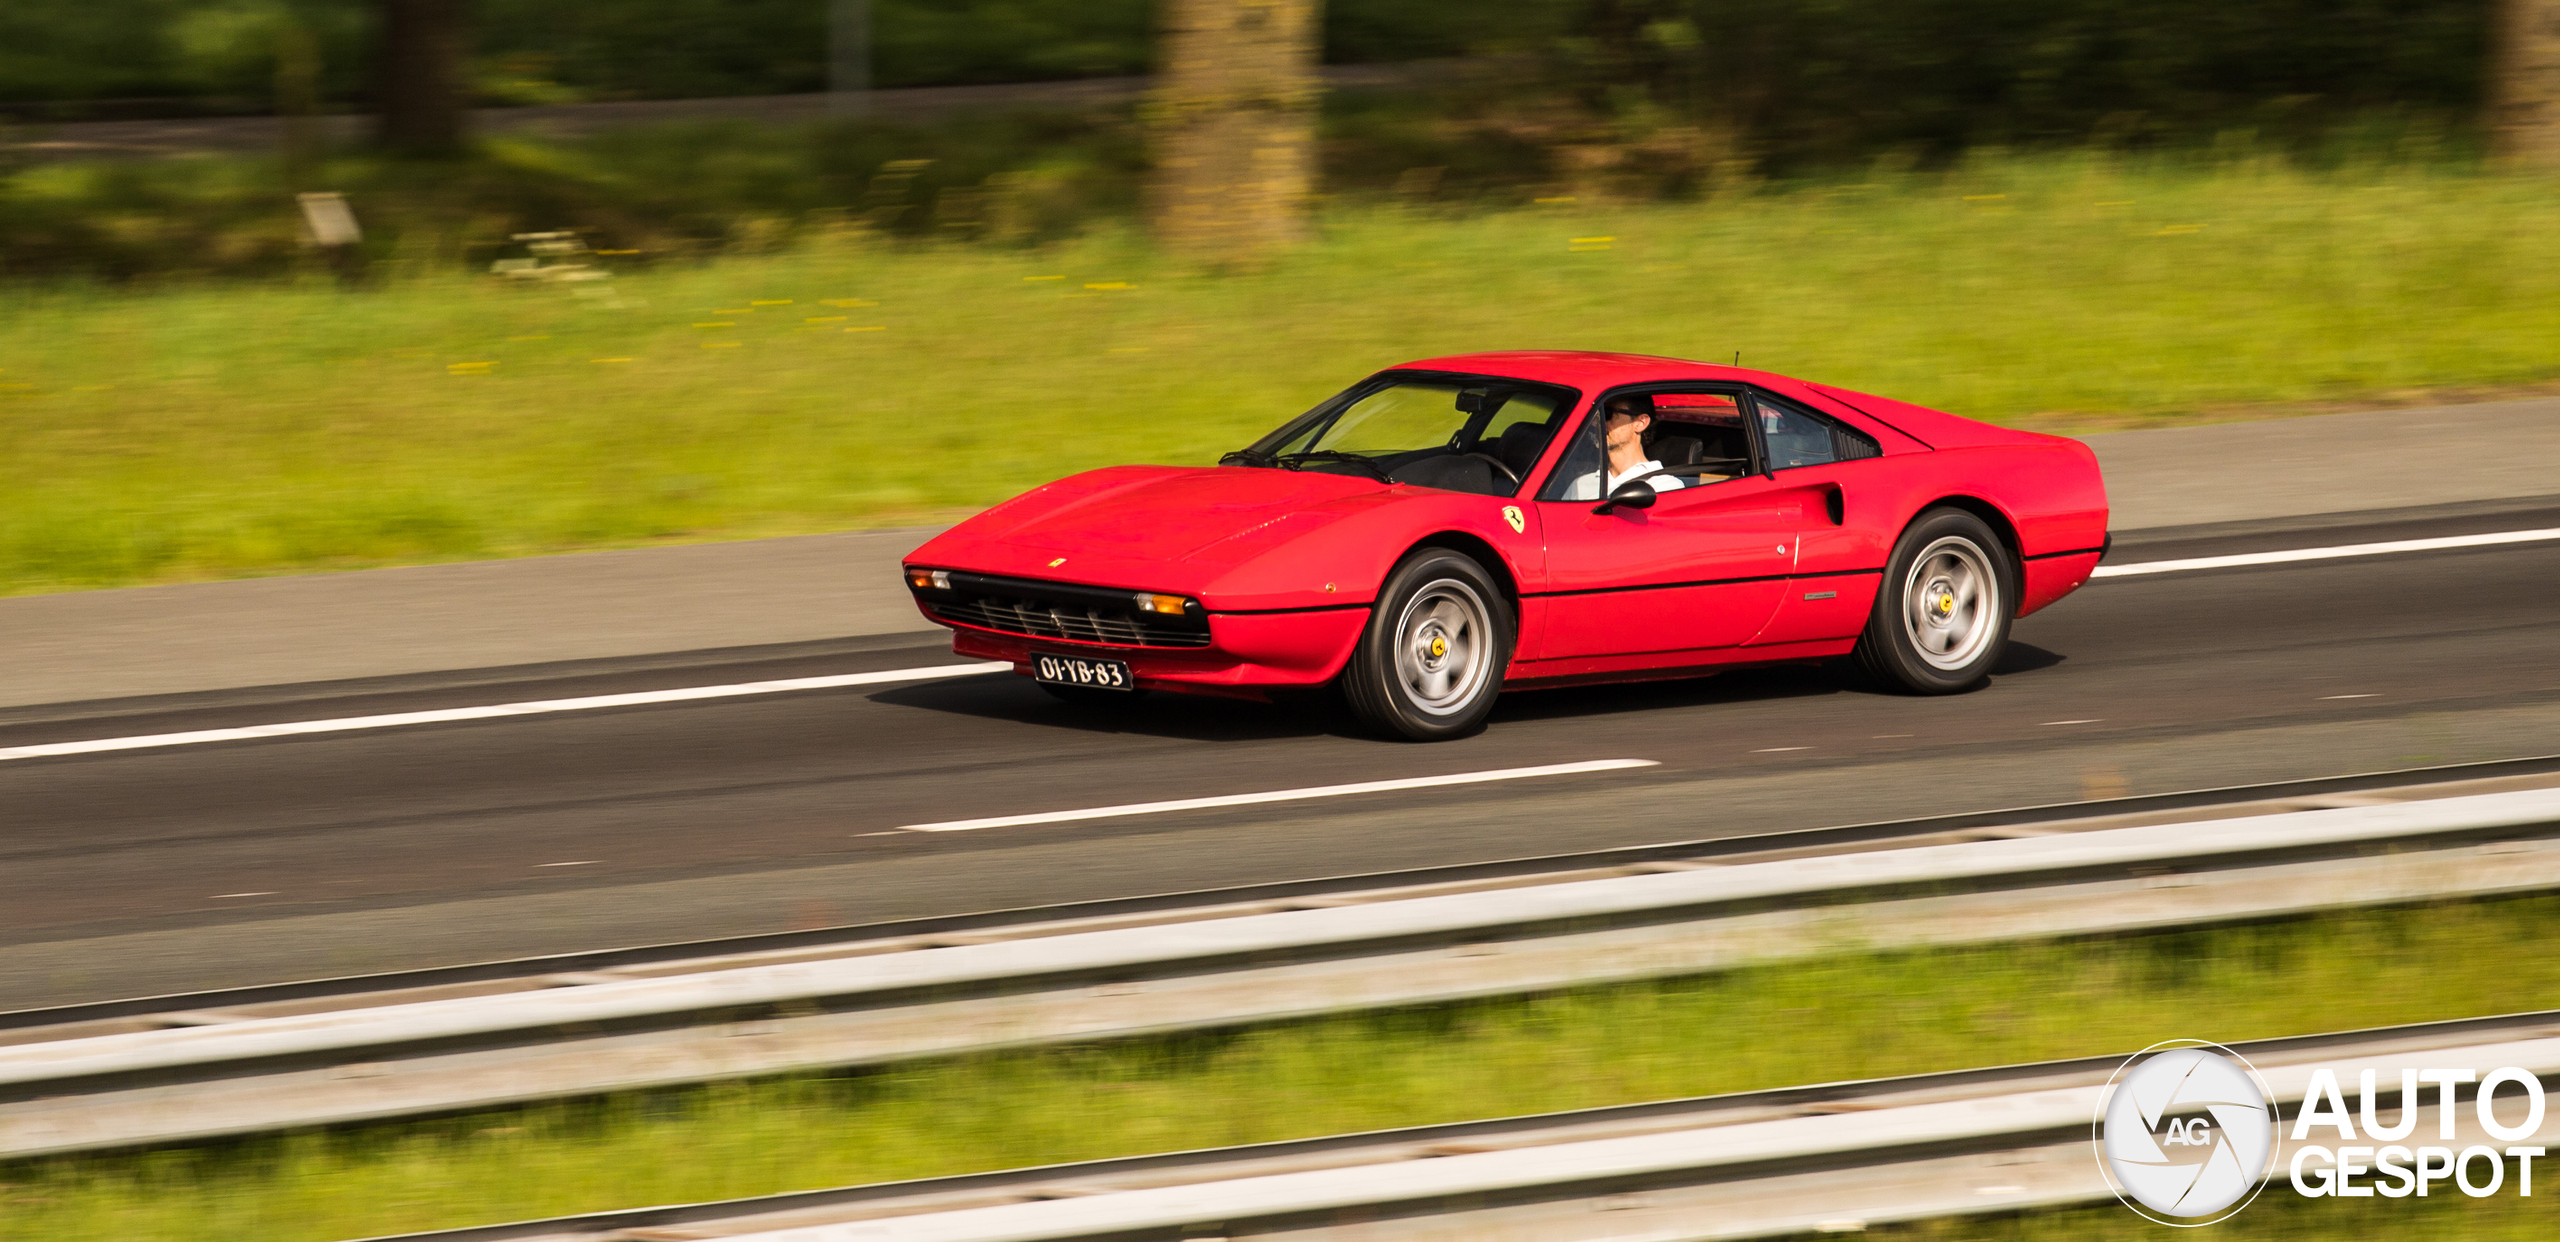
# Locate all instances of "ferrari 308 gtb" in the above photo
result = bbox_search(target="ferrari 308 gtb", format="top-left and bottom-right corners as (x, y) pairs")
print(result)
(903, 352), (2109, 740)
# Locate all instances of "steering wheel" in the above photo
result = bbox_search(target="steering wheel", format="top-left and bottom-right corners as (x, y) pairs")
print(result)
(1462, 452), (1522, 486)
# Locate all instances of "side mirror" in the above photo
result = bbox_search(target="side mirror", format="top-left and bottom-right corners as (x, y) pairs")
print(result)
(1592, 480), (1658, 514)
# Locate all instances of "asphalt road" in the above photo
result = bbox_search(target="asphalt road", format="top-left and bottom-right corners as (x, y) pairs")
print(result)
(4, 499), (2556, 1008)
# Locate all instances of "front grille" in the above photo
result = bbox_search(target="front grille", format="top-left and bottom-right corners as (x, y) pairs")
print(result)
(930, 594), (1213, 649)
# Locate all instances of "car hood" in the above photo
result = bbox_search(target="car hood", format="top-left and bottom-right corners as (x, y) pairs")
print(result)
(910, 465), (1403, 595)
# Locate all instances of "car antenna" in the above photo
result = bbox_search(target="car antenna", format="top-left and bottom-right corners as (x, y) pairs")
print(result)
(1733, 351), (1741, 366)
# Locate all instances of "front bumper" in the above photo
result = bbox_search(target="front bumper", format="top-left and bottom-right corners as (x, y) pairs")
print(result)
(931, 606), (1370, 698)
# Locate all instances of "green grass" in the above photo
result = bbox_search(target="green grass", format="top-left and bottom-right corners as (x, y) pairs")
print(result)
(6, 149), (2560, 595)
(6, 893), (2560, 1241)
(1879, 1181), (2560, 1241)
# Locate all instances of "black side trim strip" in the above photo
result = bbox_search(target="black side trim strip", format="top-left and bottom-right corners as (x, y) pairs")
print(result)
(2023, 546), (2106, 561)
(1522, 566), (1885, 600)
(1208, 602), (1375, 617)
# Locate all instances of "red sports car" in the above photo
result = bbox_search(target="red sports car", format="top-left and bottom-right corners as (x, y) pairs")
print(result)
(904, 352), (2109, 740)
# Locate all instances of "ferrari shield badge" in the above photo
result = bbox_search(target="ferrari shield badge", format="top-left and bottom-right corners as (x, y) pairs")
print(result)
(1500, 506), (1525, 534)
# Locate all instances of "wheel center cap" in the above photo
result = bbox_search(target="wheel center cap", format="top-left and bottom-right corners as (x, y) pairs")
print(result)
(1937, 592), (1956, 616)
(1428, 635), (1448, 660)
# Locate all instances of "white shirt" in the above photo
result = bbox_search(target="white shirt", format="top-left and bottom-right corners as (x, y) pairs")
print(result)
(1561, 461), (1688, 501)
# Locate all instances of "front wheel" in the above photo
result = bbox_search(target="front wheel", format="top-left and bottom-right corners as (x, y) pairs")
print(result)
(1853, 508), (2015, 693)
(1341, 550), (1513, 741)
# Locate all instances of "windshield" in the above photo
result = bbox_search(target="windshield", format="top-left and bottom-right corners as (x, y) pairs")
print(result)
(1226, 373), (1578, 497)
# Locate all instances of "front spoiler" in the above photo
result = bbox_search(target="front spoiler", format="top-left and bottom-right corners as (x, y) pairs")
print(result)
(930, 607), (1370, 699)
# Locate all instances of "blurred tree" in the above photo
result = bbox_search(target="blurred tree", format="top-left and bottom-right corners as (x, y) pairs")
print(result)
(2494, 0), (2560, 162)
(163, 1), (335, 178)
(1147, 0), (1321, 262)
(377, 0), (470, 152)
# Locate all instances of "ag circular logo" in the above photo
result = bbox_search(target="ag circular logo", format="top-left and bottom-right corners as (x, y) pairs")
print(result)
(2095, 1040), (2278, 1225)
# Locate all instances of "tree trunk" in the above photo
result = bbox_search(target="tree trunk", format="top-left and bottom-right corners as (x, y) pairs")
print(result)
(2492, 0), (2560, 166)
(276, 21), (322, 187)
(1146, 0), (1322, 263)
(830, 0), (872, 118)
(377, 0), (472, 154)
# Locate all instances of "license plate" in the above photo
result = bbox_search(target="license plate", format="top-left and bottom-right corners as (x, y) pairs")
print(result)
(1033, 654), (1134, 691)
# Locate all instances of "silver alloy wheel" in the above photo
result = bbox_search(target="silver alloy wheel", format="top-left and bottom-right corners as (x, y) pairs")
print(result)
(1901, 535), (2001, 671)
(1393, 578), (1493, 716)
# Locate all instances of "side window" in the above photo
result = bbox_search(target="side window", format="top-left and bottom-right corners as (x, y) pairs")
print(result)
(1538, 388), (1755, 502)
(1753, 393), (1880, 470)
(1642, 392), (1753, 482)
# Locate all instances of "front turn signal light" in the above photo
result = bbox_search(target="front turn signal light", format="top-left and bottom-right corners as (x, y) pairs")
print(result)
(907, 568), (952, 590)
(1134, 592), (1193, 616)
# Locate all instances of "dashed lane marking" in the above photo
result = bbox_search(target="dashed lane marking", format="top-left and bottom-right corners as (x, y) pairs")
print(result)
(896, 759), (1661, 834)
(0, 663), (1012, 762)
(2093, 527), (2560, 578)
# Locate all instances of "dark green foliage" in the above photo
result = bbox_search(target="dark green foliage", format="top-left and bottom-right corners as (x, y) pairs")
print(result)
(0, 108), (1144, 280)
(0, 1), (370, 112)
(0, 0), (1543, 109)
(1559, 0), (2486, 167)
(11, 1), (2483, 139)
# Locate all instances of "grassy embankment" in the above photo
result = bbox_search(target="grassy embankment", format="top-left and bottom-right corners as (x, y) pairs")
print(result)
(5, 151), (2559, 598)
(5, 894), (2560, 1240)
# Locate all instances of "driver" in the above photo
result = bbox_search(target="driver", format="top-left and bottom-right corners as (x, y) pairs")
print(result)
(1563, 394), (1687, 501)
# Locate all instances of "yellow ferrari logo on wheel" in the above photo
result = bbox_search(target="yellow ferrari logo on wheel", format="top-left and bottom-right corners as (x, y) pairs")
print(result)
(1500, 506), (1525, 534)
(1429, 635), (1448, 659)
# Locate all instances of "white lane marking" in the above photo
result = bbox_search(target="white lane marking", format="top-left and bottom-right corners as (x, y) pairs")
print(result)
(2322, 693), (2379, 700)
(897, 759), (1661, 834)
(1752, 746), (1810, 753)
(2093, 527), (2560, 578)
(2042, 719), (2101, 726)
(0, 662), (1011, 762)
(536, 860), (600, 868)
(211, 892), (276, 899)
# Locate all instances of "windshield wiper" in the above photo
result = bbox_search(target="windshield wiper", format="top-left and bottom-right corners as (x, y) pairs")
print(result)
(1219, 449), (1281, 468)
(1276, 450), (1393, 483)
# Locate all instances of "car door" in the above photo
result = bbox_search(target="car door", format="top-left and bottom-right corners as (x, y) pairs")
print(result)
(1532, 476), (1816, 660)
(1743, 391), (1899, 648)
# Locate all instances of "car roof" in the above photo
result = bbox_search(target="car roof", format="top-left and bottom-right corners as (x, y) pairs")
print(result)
(1389, 350), (1785, 390)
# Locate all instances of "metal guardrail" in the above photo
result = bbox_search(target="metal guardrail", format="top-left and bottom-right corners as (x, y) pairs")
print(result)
(6, 784), (2560, 1160)
(361, 1008), (2560, 1242)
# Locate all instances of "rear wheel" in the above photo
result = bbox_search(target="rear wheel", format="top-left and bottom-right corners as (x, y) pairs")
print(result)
(1853, 508), (2014, 693)
(1342, 550), (1513, 741)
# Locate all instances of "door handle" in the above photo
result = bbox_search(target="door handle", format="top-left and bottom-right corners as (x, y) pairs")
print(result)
(1822, 484), (1844, 526)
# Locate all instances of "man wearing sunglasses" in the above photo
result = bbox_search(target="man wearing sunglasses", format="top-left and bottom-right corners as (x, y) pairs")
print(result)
(1557, 393), (1690, 501)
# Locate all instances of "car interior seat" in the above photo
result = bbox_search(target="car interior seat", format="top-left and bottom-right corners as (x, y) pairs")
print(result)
(1494, 421), (1548, 480)
(1649, 433), (1705, 469)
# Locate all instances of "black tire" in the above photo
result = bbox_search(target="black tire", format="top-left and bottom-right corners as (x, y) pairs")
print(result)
(1341, 550), (1514, 740)
(1852, 508), (2016, 694)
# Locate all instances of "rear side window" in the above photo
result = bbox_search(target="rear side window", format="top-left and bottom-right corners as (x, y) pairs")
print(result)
(1753, 393), (1880, 469)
